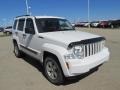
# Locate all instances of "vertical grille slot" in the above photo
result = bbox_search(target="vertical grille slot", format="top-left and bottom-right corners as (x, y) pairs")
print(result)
(83, 45), (86, 58)
(87, 44), (89, 57)
(85, 45), (87, 57)
(90, 44), (92, 56)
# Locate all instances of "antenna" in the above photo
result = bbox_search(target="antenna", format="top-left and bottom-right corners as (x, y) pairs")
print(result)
(25, 0), (31, 15)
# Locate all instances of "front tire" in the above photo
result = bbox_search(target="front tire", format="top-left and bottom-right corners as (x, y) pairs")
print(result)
(44, 56), (64, 85)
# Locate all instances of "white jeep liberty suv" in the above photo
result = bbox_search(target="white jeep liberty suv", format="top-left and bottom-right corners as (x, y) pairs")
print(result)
(12, 15), (110, 84)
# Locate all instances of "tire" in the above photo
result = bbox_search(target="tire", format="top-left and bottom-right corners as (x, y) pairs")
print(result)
(44, 56), (64, 85)
(14, 42), (22, 58)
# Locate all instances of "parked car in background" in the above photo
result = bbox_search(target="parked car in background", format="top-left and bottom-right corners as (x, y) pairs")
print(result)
(0, 27), (4, 32)
(75, 22), (85, 27)
(90, 21), (100, 28)
(109, 20), (120, 28)
(75, 22), (90, 27)
(84, 22), (90, 27)
(74, 18), (120, 29)
(98, 21), (110, 28)
(3, 26), (12, 35)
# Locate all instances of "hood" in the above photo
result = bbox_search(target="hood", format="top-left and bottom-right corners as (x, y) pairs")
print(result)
(39, 30), (101, 46)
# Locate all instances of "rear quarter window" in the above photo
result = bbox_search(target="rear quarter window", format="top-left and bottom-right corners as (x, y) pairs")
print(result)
(13, 20), (17, 30)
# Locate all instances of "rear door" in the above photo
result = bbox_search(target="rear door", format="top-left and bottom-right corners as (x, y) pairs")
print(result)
(17, 19), (25, 46)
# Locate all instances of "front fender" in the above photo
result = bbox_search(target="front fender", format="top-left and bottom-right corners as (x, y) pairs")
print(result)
(42, 43), (70, 77)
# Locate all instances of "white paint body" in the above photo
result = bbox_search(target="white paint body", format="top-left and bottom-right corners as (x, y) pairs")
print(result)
(12, 16), (110, 77)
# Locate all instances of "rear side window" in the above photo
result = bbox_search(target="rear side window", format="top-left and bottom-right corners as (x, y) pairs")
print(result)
(17, 19), (25, 31)
(13, 20), (17, 29)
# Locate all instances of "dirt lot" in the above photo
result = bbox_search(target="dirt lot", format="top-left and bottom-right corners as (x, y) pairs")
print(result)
(0, 28), (120, 90)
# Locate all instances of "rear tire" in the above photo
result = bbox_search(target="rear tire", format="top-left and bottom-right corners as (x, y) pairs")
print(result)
(14, 42), (22, 58)
(44, 56), (64, 85)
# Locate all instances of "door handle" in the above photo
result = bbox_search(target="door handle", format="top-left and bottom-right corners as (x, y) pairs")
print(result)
(23, 34), (26, 37)
(22, 34), (26, 39)
(38, 36), (44, 39)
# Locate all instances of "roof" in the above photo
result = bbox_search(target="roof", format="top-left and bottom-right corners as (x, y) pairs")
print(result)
(35, 16), (65, 19)
(15, 15), (65, 19)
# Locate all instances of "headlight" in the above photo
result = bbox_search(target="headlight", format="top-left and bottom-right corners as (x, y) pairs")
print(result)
(73, 45), (84, 59)
(73, 46), (83, 55)
(64, 45), (84, 59)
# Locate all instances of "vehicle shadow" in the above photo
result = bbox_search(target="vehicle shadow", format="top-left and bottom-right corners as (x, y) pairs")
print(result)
(21, 54), (44, 73)
(21, 54), (101, 86)
(63, 66), (100, 85)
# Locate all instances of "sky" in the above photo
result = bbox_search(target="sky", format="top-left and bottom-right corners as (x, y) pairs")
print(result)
(0, 0), (120, 26)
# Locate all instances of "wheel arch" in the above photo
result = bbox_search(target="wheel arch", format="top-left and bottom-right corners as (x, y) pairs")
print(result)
(12, 39), (21, 50)
(43, 51), (61, 66)
(13, 39), (17, 44)
(42, 44), (70, 77)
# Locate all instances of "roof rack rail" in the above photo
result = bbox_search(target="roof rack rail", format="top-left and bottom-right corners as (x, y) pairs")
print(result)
(16, 15), (30, 18)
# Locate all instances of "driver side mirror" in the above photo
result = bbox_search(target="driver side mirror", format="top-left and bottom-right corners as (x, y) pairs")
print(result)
(25, 28), (35, 34)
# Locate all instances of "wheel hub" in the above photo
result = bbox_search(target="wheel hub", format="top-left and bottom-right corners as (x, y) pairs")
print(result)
(46, 61), (58, 80)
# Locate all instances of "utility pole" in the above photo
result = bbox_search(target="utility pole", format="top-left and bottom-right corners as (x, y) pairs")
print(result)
(88, 0), (90, 28)
(25, 0), (31, 15)
(25, 0), (29, 15)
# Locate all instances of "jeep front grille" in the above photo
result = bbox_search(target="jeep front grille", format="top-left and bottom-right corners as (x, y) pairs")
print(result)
(83, 41), (105, 58)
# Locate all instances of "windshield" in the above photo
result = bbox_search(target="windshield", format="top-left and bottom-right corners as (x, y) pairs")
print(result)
(36, 18), (74, 33)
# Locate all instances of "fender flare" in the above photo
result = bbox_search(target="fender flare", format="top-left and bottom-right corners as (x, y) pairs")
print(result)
(42, 43), (70, 76)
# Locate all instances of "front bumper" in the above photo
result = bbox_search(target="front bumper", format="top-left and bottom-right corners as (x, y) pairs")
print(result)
(65, 47), (109, 77)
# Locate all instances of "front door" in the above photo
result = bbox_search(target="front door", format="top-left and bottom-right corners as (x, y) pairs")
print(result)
(22, 18), (41, 59)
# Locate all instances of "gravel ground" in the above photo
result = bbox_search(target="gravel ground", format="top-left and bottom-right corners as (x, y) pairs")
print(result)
(0, 28), (120, 90)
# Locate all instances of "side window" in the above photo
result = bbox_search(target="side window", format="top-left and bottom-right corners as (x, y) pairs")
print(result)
(13, 20), (17, 30)
(25, 18), (35, 33)
(17, 19), (25, 31)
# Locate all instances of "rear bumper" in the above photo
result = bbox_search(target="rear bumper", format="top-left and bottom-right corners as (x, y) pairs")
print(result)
(65, 48), (109, 77)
